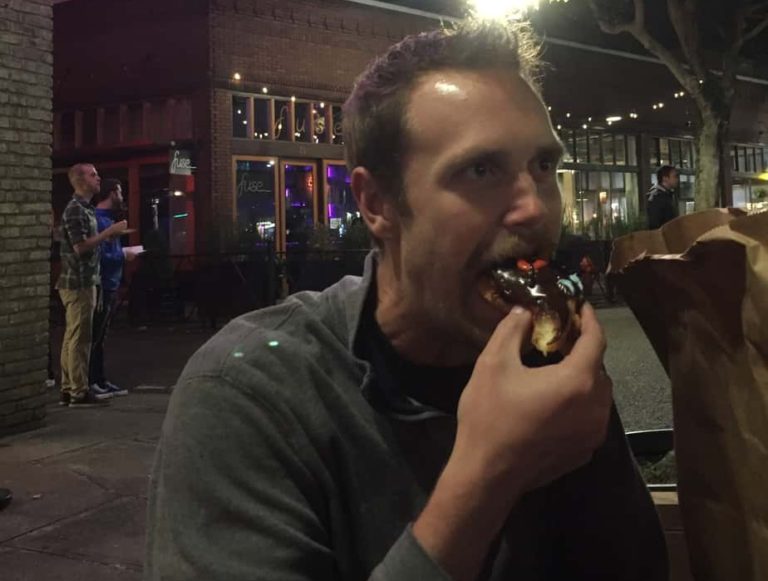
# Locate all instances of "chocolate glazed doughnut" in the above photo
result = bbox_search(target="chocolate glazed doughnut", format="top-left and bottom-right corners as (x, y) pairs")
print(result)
(485, 259), (585, 355)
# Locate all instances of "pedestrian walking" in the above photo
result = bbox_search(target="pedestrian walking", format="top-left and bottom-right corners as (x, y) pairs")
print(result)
(647, 165), (679, 229)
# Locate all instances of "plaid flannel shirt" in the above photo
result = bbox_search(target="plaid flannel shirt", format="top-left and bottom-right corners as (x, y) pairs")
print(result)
(56, 196), (100, 289)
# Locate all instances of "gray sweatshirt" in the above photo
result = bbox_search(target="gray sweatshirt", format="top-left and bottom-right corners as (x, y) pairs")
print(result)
(145, 253), (668, 581)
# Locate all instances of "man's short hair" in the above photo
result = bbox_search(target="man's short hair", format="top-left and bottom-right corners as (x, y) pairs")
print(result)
(657, 165), (677, 183)
(67, 163), (93, 189)
(342, 20), (542, 209)
(96, 178), (121, 203)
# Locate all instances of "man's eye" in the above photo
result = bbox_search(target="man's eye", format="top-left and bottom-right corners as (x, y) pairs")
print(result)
(534, 157), (558, 177)
(462, 162), (496, 181)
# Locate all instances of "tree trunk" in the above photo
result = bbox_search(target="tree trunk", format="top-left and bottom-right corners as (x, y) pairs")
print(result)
(695, 112), (729, 210)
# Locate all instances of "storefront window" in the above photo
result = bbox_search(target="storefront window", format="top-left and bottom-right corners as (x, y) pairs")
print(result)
(283, 163), (316, 251)
(232, 96), (249, 138)
(561, 170), (640, 238)
(235, 159), (277, 247)
(325, 164), (360, 244)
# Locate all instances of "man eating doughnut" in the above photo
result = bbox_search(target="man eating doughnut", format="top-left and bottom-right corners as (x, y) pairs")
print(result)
(146, 19), (667, 581)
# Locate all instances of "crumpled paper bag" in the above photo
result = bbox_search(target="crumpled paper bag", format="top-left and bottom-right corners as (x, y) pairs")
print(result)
(609, 208), (768, 581)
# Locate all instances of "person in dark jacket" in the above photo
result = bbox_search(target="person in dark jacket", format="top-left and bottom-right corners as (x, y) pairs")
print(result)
(89, 179), (138, 396)
(646, 165), (679, 229)
(146, 20), (668, 581)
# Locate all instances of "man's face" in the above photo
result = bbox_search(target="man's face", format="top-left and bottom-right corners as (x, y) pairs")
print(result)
(388, 69), (563, 352)
(81, 165), (101, 196)
(112, 184), (123, 206)
(665, 170), (680, 190)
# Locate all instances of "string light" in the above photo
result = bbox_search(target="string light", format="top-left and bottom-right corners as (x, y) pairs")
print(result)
(262, 87), (269, 94)
(233, 72), (241, 81)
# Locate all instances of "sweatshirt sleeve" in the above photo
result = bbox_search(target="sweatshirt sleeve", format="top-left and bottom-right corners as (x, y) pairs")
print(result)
(145, 373), (452, 581)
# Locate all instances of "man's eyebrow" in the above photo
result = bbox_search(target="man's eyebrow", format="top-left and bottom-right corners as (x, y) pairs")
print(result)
(536, 140), (566, 160)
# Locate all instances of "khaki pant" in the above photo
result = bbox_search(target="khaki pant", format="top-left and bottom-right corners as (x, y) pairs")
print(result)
(59, 287), (97, 398)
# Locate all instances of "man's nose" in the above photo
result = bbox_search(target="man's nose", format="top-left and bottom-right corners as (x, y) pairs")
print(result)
(501, 172), (547, 229)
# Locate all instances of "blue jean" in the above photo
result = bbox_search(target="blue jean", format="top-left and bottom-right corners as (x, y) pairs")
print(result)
(89, 288), (117, 386)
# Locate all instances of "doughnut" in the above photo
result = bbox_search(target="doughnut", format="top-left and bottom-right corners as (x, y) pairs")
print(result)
(483, 258), (584, 354)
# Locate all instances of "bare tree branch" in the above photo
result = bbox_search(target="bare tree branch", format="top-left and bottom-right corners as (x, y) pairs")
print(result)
(742, 14), (768, 43)
(667, 0), (707, 79)
(746, 1), (768, 16)
(588, 0), (698, 92)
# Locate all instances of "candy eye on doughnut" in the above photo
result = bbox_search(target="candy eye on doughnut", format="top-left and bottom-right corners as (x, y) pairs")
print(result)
(484, 260), (585, 354)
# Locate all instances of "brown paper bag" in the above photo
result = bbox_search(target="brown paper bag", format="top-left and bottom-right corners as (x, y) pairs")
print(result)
(609, 209), (768, 581)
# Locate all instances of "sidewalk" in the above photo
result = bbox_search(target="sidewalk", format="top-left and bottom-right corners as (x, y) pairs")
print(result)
(0, 324), (213, 581)
(0, 307), (670, 580)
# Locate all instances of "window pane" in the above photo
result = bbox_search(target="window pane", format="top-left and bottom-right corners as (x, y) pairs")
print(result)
(559, 129), (574, 162)
(680, 141), (692, 169)
(626, 135), (637, 166)
(738, 147), (747, 173)
(746, 148), (755, 173)
(235, 159), (277, 247)
(312, 103), (328, 144)
(669, 139), (680, 167)
(274, 100), (291, 141)
(232, 96), (248, 138)
(588, 132), (602, 164)
(253, 99), (270, 140)
(752, 181), (768, 211)
(559, 169), (578, 233)
(325, 164), (360, 245)
(294, 102), (311, 142)
(602, 134), (615, 165)
(678, 174), (695, 201)
(575, 131), (588, 164)
(332, 106), (344, 145)
(284, 163), (316, 251)
(659, 138), (670, 166)
(733, 180), (748, 208)
(614, 135), (626, 166)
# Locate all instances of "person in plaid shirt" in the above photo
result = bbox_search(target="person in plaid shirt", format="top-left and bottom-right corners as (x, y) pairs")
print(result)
(57, 163), (127, 407)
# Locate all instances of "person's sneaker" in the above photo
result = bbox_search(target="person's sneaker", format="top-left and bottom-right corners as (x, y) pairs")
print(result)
(59, 392), (71, 406)
(102, 381), (128, 396)
(69, 391), (111, 407)
(89, 383), (114, 400)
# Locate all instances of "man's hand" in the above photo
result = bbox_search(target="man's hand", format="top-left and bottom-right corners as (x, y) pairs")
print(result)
(413, 304), (613, 581)
(103, 220), (128, 240)
(455, 303), (613, 491)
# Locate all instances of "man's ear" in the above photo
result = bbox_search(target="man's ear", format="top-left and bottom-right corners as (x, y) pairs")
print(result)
(351, 167), (399, 241)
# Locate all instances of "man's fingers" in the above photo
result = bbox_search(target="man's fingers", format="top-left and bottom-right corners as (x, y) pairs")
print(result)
(566, 303), (606, 373)
(484, 306), (532, 365)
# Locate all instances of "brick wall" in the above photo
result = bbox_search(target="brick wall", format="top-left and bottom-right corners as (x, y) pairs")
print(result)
(206, 0), (438, 244)
(210, 0), (437, 99)
(0, 0), (54, 436)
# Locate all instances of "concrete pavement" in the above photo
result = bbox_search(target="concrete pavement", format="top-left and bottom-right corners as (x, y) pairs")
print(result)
(0, 307), (670, 579)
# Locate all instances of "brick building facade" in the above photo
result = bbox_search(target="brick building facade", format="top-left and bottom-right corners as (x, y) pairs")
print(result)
(52, 0), (768, 260)
(0, 0), (54, 436)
